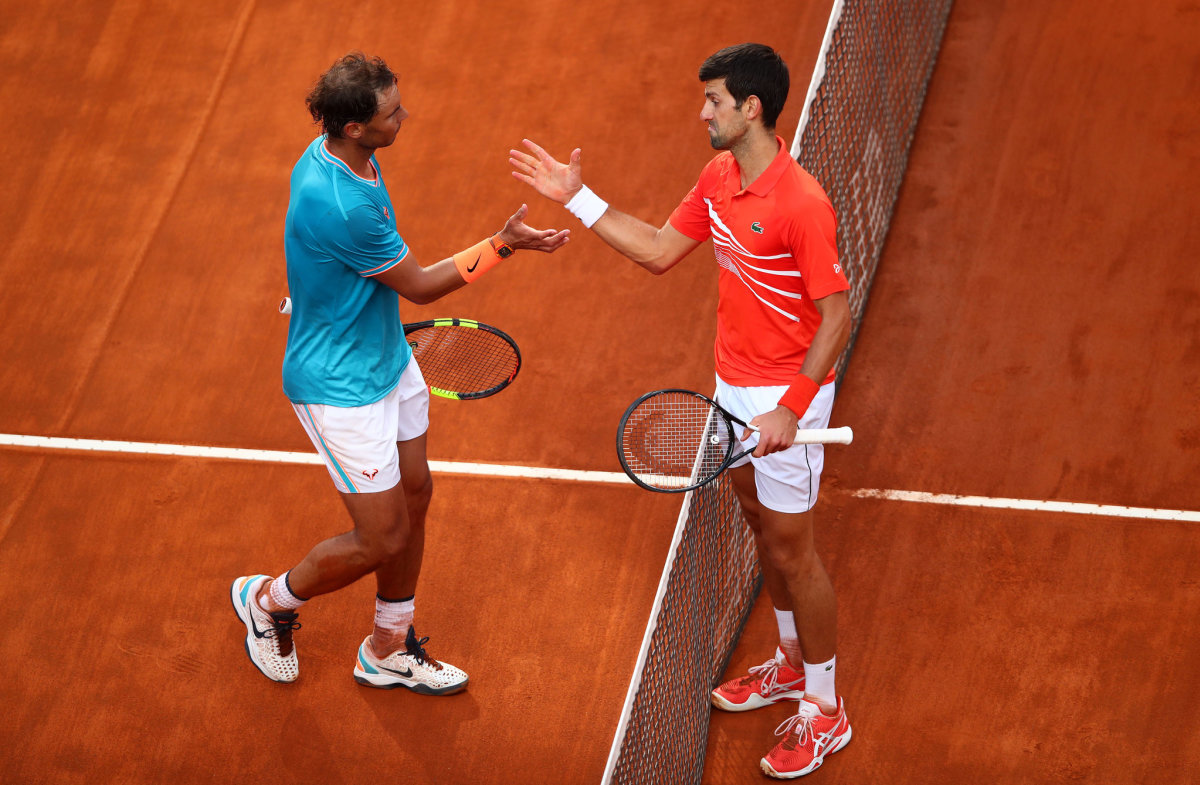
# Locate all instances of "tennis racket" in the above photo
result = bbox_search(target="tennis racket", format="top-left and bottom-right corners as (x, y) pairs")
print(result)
(616, 388), (853, 493)
(278, 297), (520, 400)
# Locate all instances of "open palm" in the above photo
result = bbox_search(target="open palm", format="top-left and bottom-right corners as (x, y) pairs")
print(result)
(509, 139), (583, 204)
(498, 204), (570, 252)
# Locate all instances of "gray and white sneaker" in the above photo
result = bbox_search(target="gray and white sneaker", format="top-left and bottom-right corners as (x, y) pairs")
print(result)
(230, 575), (301, 683)
(353, 626), (468, 695)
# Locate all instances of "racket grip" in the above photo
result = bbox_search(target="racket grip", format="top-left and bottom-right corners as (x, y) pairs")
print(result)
(279, 297), (292, 315)
(792, 426), (853, 445)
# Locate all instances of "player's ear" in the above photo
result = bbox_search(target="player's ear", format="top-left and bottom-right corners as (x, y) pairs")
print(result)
(743, 95), (763, 122)
(343, 122), (364, 140)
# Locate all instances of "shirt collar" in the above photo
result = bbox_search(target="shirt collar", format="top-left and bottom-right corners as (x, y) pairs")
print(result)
(743, 136), (792, 197)
(724, 136), (791, 197)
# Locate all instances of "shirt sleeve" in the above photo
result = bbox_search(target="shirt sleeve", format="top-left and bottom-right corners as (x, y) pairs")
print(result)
(668, 178), (712, 242)
(788, 195), (848, 300)
(319, 203), (410, 277)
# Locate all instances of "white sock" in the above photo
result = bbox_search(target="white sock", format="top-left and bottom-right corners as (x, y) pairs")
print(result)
(803, 655), (837, 709)
(262, 571), (306, 612)
(374, 594), (415, 638)
(774, 607), (802, 666)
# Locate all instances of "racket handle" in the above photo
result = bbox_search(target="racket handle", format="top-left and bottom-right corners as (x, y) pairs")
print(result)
(743, 423), (854, 445)
(792, 426), (853, 445)
(279, 297), (292, 315)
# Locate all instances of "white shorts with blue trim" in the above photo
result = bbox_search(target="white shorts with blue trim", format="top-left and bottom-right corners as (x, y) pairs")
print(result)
(292, 360), (430, 494)
(714, 375), (837, 514)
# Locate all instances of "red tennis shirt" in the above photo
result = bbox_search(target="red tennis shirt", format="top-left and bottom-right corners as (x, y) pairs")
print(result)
(669, 137), (849, 386)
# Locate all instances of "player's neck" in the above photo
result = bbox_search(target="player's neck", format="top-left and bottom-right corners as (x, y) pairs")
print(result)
(731, 129), (780, 190)
(324, 137), (378, 180)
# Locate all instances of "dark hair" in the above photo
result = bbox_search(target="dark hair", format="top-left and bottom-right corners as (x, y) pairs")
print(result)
(698, 43), (789, 129)
(305, 52), (397, 138)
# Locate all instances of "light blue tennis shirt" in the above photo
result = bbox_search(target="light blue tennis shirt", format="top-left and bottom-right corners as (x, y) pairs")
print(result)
(282, 136), (412, 406)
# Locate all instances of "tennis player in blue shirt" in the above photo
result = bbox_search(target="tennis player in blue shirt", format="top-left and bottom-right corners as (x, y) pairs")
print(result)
(232, 52), (569, 693)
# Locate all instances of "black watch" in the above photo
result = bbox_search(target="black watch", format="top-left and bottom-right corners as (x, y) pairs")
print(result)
(490, 236), (514, 258)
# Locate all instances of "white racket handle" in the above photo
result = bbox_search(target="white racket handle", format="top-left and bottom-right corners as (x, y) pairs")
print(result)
(279, 297), (291, 314)
(793, 426), (853, 445)
(745, 424), (854, 445)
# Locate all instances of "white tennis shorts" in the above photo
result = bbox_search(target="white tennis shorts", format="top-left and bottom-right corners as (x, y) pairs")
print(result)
(292, 360), (430, 494)
(714, 375), (837, 514)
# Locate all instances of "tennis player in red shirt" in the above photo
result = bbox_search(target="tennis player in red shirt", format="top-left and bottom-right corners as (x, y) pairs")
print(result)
(511, 43), (852, 779)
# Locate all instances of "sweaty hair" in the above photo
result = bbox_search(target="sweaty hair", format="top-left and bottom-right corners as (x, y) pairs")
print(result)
(305, 52), (397, 138)
(698, 43), (789, 130)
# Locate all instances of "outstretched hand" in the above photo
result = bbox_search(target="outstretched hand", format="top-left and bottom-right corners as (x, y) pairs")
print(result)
(509, 139), (583, 205)
(496, 204), (571, 253)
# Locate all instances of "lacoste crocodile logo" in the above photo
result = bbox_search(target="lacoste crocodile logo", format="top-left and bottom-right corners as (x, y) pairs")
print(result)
(751, 222), (764, 234)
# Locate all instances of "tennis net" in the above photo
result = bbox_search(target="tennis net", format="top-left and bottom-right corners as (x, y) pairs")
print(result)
(602, 1), (953, 783)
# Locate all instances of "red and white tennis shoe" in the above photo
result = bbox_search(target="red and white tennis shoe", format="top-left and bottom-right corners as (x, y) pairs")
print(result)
(760, 697), (852, 779)
(710, 648), (805, 711)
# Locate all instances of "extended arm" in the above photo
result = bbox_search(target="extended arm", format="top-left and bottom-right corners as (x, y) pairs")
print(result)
(509, 139), (700, 274)
(373, 204), (569, 304)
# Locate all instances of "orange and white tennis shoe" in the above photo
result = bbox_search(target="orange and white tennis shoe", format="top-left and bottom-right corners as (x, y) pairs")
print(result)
(710, 648), (805, 711)
(760, 697), (852, 779)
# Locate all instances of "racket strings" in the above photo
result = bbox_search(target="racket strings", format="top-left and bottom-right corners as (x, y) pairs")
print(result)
(408, 325), (518, 395)
(619, 392), (733, 490)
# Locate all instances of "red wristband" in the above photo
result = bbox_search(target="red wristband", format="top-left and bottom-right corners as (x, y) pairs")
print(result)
(778, 375), (820, 418)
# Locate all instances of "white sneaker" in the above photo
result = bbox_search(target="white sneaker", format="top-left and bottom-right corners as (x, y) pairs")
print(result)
(353, 627), (468, 695)
(230, 575), (300, 683)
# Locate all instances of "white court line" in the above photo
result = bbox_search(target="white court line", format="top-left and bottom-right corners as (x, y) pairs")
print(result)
(855, 488), (1200, 523)
(6, 434), (1192, 518)
(0, 433), (633, 485)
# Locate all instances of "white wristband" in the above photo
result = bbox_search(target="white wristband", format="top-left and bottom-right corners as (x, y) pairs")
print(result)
(565, 185), (609, 228)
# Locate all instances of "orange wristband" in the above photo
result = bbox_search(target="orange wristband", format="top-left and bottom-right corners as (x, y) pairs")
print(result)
(778, 375), (820, 418)
(452, 236), (510, 283)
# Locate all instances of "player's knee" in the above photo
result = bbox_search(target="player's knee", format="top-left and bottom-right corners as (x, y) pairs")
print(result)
(353, 525), (410, 567)
(760, 536), (819, 577)
(376, 525), (411, 562)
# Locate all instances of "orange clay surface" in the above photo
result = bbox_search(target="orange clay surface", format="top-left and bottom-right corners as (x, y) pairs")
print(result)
(1, 1), (1198, 784)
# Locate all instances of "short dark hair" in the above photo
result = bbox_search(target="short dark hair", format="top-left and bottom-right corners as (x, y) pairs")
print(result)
(305, 52), (397, 138)
(698, 43), (789, 129)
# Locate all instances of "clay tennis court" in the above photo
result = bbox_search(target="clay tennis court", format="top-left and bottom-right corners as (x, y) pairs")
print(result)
(1, 1), (1197, 783)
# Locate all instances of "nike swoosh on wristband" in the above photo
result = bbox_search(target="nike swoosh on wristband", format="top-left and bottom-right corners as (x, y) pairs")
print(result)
(467, 253), (481, 273)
